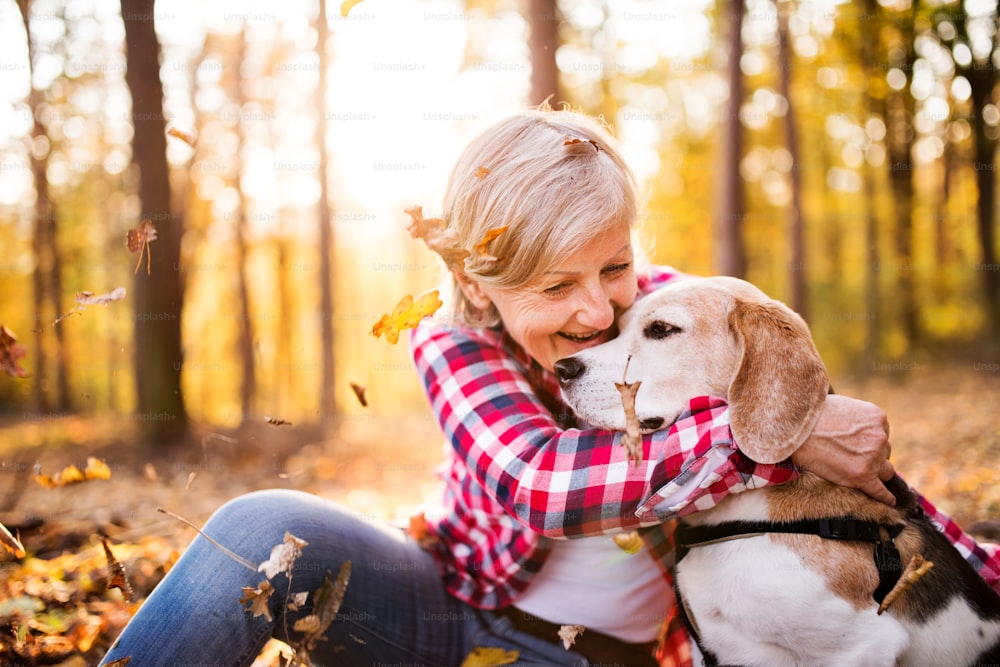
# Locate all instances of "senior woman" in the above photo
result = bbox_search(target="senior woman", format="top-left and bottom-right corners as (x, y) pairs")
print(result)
(99, 108), (999, 667)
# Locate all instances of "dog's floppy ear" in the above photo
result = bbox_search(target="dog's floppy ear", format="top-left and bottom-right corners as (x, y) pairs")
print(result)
(727, 298), (829, 464)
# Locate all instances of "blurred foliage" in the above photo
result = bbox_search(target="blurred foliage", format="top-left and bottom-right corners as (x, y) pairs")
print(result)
(0, 0), (998, 430)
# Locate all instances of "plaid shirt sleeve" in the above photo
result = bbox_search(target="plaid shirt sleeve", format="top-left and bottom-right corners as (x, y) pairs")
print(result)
(409, 321), (798, 538)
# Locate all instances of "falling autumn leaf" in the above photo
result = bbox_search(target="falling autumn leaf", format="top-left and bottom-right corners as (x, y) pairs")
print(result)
(167, 126), (197, 147)
(614, 355), (643, 464)
(0, 520), (26, 559)
(291, 561), (351, 658)
(407, 511), (437, 548)
(104, 659), (132, 667)
(34, 457), (112, 488)
(459, 647), (519, 667)
(340, 0), (365, 16)
(265, 416), (292, 426)
(349, 382), (368, 407)
(240, 579), (275, 621)
(557, 624), (586, 650)
(101, 538), (134, 601)
(0, 324), (28, 378)
(404, 206), (470, 272)
(258, 532), (309, 579)
(371, 290), (443, 345)
(75, 287), (127, 306)
(126, 220), (158, 275)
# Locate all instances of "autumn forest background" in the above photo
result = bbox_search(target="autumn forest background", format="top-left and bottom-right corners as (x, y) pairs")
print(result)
(1, 0), (1000, 662)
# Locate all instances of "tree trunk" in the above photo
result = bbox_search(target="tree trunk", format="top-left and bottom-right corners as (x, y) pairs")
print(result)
(18, 0), (71, 413)
(527, 0), (561, 106)
(776, 0), (806, 317)
(966, 57), (1000, 335)
(231, 29), (257, 425)
(120, 0), (188, 444)
(316, 0), (337, 429)
(715, 0), (747, 277)
(859, 0), (883, 372)
(884, 7), (918, 351)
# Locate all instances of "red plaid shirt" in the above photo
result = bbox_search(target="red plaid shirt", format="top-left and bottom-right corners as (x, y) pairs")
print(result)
(409, 265), (1000, 667)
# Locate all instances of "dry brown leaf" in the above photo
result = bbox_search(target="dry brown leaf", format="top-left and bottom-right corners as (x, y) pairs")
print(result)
(167, 126), (197, 147)
(877, 554), (934, 615)
(614, 356), (643, 463)
(349, 382), (368, 407)
(102, 538), (134, 601)
(459, 647), (519, 667)
(258, 532), (309, 579)
(0, 324), (28, 378)
(405, 206), (470, 271)
(240, 579), (275, 621)
(557, 624), (586, 650)
(104, 658), (132, 667)
(126, 220), (157, 275)
(371, 290), (443, 345)
(265, 416), (293, 426)
(471, 225), (509, 265)
(287, 591), (308, 611)
(407, 511), (438, 548)
(75, 287), (127, 306)
(291, 561), (352, 662)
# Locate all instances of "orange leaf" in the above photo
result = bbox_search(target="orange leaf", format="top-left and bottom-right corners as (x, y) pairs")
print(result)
(0, 520), (25, 559)
(102, 538), (134, 601)
(349, 382), (368, 407)
(474, 166), (490, 179)
(471, 225), (508, 265)
(34, 456), (111, 488)
(405, 206), (470, 272)
(371, 290), (443, 345)
(0, 324), (28, 378)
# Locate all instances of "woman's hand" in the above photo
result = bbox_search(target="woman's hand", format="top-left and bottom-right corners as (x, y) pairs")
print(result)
(790, 394), (896, 505)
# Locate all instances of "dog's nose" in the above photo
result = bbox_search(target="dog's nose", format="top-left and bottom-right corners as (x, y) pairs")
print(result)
(554, 357), (585, 384)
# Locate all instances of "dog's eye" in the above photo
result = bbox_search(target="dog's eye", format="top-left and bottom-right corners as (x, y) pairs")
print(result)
(644, 321), (680, 339)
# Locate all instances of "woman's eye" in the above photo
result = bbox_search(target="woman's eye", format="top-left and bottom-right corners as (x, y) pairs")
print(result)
(603, 262), (631, 277)
(544, 283), (571, 296)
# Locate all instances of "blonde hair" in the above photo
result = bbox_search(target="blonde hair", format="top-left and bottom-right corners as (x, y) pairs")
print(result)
(442, 106), (641, 327)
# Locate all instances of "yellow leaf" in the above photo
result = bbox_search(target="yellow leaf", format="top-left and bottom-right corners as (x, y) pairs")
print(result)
(34, 457), (111, 488)
(341, 0), (365, 17)
(459, 646), (519, 667)
(612, 531), (643, 555)
(371, 290), (443, 344)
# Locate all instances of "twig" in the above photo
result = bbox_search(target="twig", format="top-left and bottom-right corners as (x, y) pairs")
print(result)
(157, 507), (257, 572)
(877, 554), (934, 614)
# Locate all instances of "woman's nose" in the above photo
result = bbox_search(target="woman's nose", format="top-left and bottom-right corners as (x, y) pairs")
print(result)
(575, 285), (615, 330)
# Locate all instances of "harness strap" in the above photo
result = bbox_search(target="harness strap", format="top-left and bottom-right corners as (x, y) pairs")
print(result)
(674, 517), (906, 604)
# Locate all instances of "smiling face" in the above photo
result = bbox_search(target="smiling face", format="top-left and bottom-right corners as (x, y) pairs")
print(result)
(457, 223), (638, 371)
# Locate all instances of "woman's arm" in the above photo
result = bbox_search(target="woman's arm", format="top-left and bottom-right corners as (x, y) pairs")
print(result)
(410, 322), (797, 537)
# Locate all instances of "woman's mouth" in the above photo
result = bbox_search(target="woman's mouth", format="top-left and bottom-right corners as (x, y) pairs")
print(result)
(558, 330), (605, 344)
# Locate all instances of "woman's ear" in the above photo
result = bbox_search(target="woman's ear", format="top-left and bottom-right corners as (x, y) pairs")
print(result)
(454, 271), (493, 310)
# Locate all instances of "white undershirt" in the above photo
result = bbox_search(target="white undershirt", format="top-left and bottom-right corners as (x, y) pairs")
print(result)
(513, 535), (671, 643)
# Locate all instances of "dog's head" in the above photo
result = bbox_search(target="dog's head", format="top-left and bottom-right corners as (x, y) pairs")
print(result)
(554, 276), (830, 463)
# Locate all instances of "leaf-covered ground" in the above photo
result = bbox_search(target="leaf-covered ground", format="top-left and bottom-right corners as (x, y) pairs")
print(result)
(1, 366), (998, 665)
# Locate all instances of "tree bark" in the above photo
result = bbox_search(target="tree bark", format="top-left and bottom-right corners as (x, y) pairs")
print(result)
(776, 0), (806, 318)
(120, 0), (188, 444)
(316, 0), (337, 429)
(527, 0), (561, 106)
(715, 0), (747, 277)
(18, 0), (71, 413)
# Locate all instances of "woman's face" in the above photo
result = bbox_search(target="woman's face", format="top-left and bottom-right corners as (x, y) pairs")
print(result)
(462, 224), (638, 371)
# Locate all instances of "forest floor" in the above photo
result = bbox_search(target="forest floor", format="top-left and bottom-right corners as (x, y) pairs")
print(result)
(1, 364), (999, 665)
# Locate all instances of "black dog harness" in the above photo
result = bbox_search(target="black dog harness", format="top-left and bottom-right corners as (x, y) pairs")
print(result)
(673, 517), (907, 666)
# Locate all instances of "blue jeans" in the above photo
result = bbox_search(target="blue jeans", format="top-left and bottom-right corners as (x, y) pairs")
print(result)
(98, 489), (591, 666)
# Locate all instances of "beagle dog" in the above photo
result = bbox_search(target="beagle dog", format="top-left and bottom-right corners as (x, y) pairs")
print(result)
(554, 276), (1000, 667)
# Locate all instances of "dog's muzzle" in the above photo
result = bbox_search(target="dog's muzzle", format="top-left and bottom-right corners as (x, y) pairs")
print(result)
(554, 357), (585, 385)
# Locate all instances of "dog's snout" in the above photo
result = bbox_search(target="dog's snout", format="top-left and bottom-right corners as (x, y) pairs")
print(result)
(554, 357), (585, 385)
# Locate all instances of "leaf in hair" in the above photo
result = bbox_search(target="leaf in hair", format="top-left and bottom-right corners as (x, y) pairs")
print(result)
(404, 206), (470, 271)
(474, 166), (490, 179)
(471, 225), (508, 265)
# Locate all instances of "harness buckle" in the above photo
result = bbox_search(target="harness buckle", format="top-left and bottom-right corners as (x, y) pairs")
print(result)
(817, 518), (856, 540)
